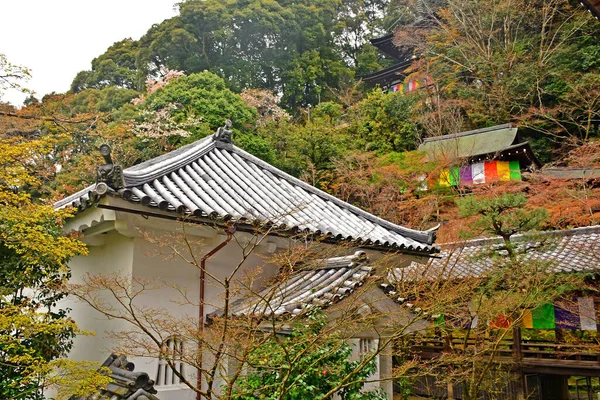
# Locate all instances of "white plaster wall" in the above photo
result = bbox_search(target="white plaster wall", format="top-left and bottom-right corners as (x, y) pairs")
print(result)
(65, 229), (135, 364)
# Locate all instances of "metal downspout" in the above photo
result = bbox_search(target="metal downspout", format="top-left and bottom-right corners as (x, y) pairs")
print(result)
(197, 223), (235, 400)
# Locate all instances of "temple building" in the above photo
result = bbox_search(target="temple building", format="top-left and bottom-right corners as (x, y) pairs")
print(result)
(418, 123), (541, 187)
(360, 33), (414, 91)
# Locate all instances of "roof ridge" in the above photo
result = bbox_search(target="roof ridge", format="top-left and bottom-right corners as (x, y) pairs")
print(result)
(421, 123), (514, 144)
(123, 135), (214, 186)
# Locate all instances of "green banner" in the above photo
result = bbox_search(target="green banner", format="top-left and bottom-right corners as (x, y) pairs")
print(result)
(532, 303), (556, 329)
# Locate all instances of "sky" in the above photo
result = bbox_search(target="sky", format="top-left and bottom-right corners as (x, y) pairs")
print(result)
(1, 0), (179, 106)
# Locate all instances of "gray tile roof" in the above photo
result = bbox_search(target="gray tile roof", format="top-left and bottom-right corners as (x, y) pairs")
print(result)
(214, 251), (374, 318)
(55, 130), (438, 254)
(398, 225), (600, 281)
(72, 354), (159, 400)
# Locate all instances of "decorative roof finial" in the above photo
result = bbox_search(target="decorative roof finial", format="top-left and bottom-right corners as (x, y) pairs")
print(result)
(94, 144), (125, 195)
(213, 119), (233, 144)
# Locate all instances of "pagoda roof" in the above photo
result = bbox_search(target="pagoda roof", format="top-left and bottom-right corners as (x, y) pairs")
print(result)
(418, 124), (541, 167)
(55, 129), (438, 254)
(360, 60), (412, 87)
(370, 33), (411, 60)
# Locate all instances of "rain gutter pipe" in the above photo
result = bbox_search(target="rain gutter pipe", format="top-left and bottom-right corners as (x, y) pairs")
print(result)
(197, 222), (235, 400)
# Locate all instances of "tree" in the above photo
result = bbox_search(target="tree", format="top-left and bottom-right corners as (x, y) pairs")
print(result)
(71, 39), (141, 93)
(332, 150), (441, 231)
(143, 71), (256, 137)
(0, 54), (111, 399)
(0, 135), (111, 399)
(258, 102), (350, 186)
(231, 311), (386, 400)
(70, 0), (409, 111)
(388, 193), (586, 400)
(417, 0), (600, 143)
(0, 53), (31, 100)
(347, 90), (420, 152)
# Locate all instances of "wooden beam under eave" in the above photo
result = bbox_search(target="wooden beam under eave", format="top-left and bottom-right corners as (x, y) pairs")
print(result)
(581, 0), (600, 19)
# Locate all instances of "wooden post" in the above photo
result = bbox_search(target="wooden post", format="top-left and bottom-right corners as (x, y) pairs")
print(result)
(513, 327), (525, 400)
(447, 381), (455, 400)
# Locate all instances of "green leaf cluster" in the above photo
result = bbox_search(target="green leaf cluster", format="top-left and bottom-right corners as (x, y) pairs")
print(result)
(0, 136), (89, 398)
(230, 311), (387, 400)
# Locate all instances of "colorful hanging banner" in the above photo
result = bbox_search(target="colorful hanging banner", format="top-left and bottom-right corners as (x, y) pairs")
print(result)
(449, 166), (460, 186)
(434, 160), (522, 187)
(472, 162), (486, 184)
(532, 303), (556, 329)
(386, 78), (428, 94)
(489, 314), (511, 329)
(509, 160), (522, 181)
(522, 310), (533, 329)
(579, 297), (597, 331)
(430, 314), (445, 328)
(522, 299), (597, 331)
(484, 161), (499, 182)
(438, 170), (451, 186)
(497, 161), (510, 181)
(460, 165), (473, 185)
(435, 314), (445, 327)
(524, 305), (557, 329)
(470, 315), (479, 329)
(554, 305), (579, 330)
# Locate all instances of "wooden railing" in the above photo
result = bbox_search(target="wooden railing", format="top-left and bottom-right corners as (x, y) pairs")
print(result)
(412, 337), (600, 369)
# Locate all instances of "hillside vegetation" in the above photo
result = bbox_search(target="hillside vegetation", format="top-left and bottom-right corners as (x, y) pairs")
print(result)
(2, 0), (600, 241)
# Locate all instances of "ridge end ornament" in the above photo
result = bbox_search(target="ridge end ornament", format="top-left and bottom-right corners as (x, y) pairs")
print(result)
(213, 119), (233, 144)
(95, 144), (125, 195)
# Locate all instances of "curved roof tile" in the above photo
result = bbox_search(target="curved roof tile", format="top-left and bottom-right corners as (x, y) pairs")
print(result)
(212, 251), (374, 318)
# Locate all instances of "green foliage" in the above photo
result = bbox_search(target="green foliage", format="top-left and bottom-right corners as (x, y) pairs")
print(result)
(144, 71), (257, 138)
(260, 103), (350, 184)
(0, 136), (89, 398)
(68, 87), (139, 114)
(230, 311), (386, 400)
(71, 39), (140, 92)
(348, 90), (419, 152)
(70, 0), (403, 111)
(456, 193), (548, 240)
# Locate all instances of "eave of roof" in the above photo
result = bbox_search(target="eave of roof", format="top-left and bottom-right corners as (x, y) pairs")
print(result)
(369, 33), (409, 60)
(360, 60), (412, 85)
(55, 133), (439, 254)
(581, 0), (600, 19)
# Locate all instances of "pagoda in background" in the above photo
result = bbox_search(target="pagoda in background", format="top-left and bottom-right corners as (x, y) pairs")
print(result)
(361, 0), (437, 93)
